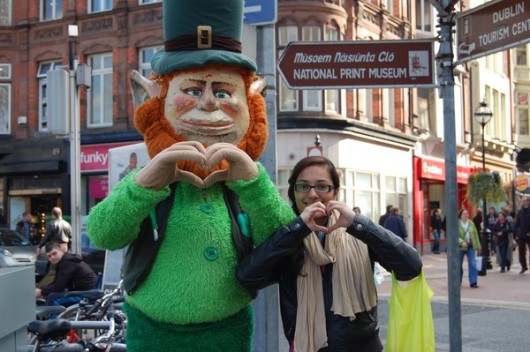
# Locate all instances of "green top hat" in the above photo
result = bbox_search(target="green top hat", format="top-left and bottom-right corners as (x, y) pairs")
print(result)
(151, 0), (257, 74)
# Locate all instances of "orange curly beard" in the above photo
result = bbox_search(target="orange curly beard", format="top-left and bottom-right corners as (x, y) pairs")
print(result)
(133, 73), (268, 179)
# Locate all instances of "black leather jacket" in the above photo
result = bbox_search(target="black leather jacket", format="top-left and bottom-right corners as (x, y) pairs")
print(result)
(237, 214), (422, 352)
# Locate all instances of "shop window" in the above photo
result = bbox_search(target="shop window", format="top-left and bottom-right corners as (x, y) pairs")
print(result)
(41, 0), (63, 21)
(342, 170), (381, 222)
(88, 53), (113, 127)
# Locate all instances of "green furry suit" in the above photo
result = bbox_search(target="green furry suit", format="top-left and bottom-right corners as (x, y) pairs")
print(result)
(87, 164), (294, 351)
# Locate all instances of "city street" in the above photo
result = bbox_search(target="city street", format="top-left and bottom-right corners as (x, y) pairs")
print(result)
(376, 251), (530, 352)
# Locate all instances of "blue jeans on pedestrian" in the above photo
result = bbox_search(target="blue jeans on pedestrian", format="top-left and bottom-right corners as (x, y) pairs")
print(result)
(498, 244), (509, 271)
(459, 246), (478, 286)
(432, 230), (441, 253)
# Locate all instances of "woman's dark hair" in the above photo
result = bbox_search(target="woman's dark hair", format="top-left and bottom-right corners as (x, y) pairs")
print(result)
(458, 209), (466, 219)
(287, 156), (340, 215)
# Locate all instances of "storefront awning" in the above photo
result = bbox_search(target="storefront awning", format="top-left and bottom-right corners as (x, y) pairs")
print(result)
(0, 137), (68, 175)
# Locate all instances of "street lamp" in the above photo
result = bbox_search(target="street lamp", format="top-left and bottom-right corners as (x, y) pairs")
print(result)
(474, 99), (493, 276)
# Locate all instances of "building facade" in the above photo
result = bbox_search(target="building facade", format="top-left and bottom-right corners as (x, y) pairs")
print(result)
(0, 0), (523, 254)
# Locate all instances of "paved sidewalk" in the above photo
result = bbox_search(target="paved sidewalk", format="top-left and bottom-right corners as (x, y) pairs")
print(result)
(377, 251), (530, 310)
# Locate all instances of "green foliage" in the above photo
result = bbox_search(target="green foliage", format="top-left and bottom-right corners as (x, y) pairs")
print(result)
(467, 171), (506, 205)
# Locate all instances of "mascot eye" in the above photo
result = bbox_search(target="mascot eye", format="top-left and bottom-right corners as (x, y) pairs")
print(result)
(214, 91), (231, 99)
(185, 88), (202, 97)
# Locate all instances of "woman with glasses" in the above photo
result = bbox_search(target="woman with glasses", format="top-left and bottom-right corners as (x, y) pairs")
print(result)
(238, 156), (422, 352)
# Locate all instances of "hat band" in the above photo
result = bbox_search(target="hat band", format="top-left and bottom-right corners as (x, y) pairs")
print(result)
(165, 29), (242, 53)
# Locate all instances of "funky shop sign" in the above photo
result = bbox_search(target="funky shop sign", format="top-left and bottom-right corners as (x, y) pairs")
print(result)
(277, 40), (435, 89)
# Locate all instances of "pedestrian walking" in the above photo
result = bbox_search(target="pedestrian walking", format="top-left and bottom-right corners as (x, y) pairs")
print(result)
(493, 212), (512, 272)
(458, 209), (481, 288)
(515, 196), (530, 274)
(430, 208), (443, 254)
(384, 207), (407, 241)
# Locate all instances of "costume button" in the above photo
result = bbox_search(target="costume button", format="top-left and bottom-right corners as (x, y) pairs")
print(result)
(204, 246), (219, 261)
(294, 223), (301, 229)
(200, 203), (215, 214)
(356, 224), (363, 230)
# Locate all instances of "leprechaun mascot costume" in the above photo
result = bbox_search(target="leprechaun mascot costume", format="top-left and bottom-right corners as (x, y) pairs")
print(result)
(86, 1), (295, 351)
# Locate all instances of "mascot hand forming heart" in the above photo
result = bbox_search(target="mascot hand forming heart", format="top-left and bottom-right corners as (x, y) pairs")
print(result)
(86, 1), (295, 351)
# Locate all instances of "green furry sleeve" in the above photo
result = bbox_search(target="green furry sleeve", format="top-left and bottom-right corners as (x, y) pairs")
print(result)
(227, 163), (295, 246)
(86, 170), (170, 250)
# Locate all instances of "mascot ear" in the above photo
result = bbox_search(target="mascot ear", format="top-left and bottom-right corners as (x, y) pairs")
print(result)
(130, 70), (161, 109)
(250, 77), (267, 98)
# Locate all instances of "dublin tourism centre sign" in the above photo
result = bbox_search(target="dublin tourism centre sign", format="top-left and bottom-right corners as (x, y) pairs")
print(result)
(277, 40), (435, 89)
(456, 0), (530, 64)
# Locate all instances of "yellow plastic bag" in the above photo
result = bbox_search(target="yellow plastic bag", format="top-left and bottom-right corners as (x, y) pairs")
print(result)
(386, 269), (435, 352)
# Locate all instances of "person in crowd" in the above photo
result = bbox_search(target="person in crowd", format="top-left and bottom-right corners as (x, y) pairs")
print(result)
(237, 156), (422, 352)
(378, 204), (393, 226)
(457, 208), (481, 288)
(384, 207), (407, 241)
(487, 207), (498, 256)
(37, 207), (72, 255)
(35, 241), (98, 306)
(493, 212), (512, 273)
(16, 211), (35, 243)
(0, 208), (6, 225)
(472, 209), (482, 235)
(430, 208), (443, 254)
(515, 196), (530, 274)
(353, 206), (361, 215)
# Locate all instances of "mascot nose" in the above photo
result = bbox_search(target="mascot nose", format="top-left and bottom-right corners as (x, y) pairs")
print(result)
(198, 90), (219, 112)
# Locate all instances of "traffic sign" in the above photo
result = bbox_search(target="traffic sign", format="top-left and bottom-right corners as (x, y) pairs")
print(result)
(456, 0), (530, 64)
(277, 40), (435, 89)
(243, 0), (277, 26)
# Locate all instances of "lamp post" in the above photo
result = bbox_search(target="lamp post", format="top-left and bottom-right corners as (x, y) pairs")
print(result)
(474, 99), (493, 276)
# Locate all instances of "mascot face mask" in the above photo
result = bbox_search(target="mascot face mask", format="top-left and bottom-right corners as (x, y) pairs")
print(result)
(164, 68), (250, 146)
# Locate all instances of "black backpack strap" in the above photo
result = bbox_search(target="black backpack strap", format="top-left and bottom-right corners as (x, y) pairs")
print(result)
(222, 184), (256, 299)
(122, 183), (177, 294)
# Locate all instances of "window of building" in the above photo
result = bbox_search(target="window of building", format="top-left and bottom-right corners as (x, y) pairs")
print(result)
(417, 88), (436, 133)
(139, 0), (161, 4)
(517, 92), (530, 135)
(385, 175), (408, 222)
(0, 0), (12, 26)
(516, 45), (528, 66)
(0, 63), (11, 134)
(364, 89), (373, 122)
(139, 46), (162, 78)
(278, 26), (299, 112)
(88, 53), (113, 127)
(277, 169), (292, 201)
(41, 0), (63, 21)
(341, 170), (381, 221)
(302, 26), (322, 111)
(37, 61), (62, 131)
(89, 0), (112, 13)
(325, 26), (340, 113)
(385, 0), (394, 16)
(415, 0), (432, 33)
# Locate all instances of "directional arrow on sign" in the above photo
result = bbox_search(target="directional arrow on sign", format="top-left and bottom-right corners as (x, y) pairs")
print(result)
(277, 40), (435, 89)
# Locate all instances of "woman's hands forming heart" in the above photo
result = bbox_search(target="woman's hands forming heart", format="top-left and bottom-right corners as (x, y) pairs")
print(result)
(301, 200), (356, 234)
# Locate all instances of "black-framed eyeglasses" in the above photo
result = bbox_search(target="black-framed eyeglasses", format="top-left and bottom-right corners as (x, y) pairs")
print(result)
(294, 183), (335, 193)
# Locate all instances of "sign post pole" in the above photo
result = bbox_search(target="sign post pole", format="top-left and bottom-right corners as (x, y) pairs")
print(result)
(435, 3), (463, 351)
